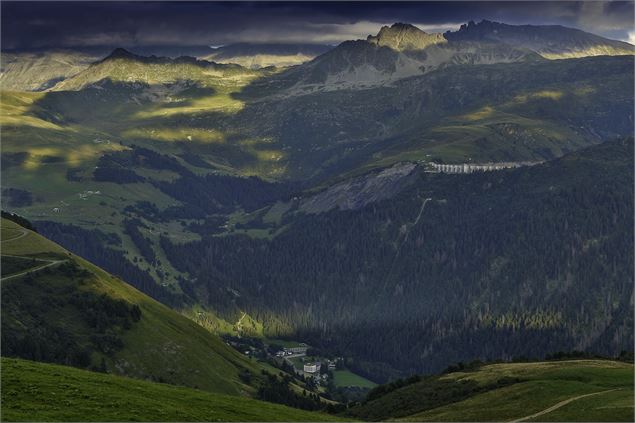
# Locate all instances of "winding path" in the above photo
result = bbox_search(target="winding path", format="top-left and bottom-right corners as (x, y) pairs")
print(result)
(1, 227), (28, 243)
(1, 255), (68, 282)
(1, 226), (67, 281)
(508, 389), (620, 423)
(381, 197), (432, 290)
(236, 312), (247, 332)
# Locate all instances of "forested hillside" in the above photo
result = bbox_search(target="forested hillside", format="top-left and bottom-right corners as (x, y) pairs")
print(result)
(157, 139), (633, 377)
(3, 18), (633, 388)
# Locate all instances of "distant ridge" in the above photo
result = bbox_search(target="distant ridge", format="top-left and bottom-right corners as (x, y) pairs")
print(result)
(99, 47), (210, 66)
(262, 20), (633, 91)
(445, 19), (634, 59)
(203, 42), (333, 68)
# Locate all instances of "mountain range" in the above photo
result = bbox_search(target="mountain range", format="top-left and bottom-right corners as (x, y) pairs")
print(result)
(1, 18), (634, 420)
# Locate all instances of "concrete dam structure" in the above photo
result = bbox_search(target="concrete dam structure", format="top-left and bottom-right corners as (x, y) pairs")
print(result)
(429, 161), (542, 174)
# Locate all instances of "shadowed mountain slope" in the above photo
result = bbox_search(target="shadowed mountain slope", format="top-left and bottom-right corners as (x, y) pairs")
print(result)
(446, 19), (634, 59)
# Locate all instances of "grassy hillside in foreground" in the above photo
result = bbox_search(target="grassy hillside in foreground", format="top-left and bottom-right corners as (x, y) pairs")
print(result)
(0, 358), (340, 422)
(0, 217), (258, 396)
(347, 359), (633, 422)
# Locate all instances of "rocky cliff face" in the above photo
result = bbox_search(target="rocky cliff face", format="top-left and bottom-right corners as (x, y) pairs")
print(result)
(300, 162), (418, 214)
(367, 23), (446, 51)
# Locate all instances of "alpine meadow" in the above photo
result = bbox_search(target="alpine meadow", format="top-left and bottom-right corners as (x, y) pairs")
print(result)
(1, 1), (634, 422)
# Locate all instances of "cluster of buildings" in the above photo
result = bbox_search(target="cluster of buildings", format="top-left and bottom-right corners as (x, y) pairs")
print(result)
(303, 359), (337, 374)
(269, 342), (340, 384)
(274, 343), (309, 357)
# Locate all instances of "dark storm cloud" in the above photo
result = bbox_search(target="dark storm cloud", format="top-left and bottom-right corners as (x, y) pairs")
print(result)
(1, 1), (633, 50)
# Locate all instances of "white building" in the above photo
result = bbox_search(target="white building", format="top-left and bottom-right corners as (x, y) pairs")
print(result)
(303, 362), (321, 374)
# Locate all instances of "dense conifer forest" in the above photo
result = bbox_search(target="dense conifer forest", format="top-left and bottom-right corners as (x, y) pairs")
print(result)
(35, 139), (633, 377)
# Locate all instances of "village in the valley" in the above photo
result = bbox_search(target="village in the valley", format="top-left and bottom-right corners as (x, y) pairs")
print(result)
(272, 343), (338, 385)
(223, 335), (376, 396)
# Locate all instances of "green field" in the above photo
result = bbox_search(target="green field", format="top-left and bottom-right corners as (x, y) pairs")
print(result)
(333, 370), (377, 389)
(0, 358), (340, 422)
(400, 360), (634, 422)
(264, 338), (307, 348)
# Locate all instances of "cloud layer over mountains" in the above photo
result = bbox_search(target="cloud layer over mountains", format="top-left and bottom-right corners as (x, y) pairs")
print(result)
(2, 1), (633, 50)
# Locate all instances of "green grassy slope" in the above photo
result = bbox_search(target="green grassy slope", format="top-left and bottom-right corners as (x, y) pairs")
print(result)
(406, 360), (633, 422)
(0, 217), (258, 396)
(0, 357), (340, 422)
(0, 50), (98, 91)
(348, 359), (633, 422)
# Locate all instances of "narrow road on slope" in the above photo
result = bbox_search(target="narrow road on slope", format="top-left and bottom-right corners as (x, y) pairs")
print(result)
(1, 225), (69, 281)
(381, 197), (432, 290)
(508, 389), (620, 423)
(1, 255), (68, 282)
(1, 227), (28, 243)
(236, 311), (247, 332)
(403, 197), (432, 244)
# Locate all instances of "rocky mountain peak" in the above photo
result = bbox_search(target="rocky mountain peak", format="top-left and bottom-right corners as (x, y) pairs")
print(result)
(106, 47), (138, 60)
(367, 22), (445, 51)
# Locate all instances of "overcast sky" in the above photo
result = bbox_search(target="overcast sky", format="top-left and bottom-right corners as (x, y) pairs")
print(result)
(2, 1), (634, 50)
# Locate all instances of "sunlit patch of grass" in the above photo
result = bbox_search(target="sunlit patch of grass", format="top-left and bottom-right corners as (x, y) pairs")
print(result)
(240, 151), (288, 177)
(238, 138), (285, 161)
(233, 137), (289, 176)
(461, 106), (495, 121)
(0, 91), (68, 130)
(514, 90), (564, 103)
(248, 148), (284, 162)
(122, 127), (226, 143)
(20, 143), (127, 170)
(0, 115), (67, 130)
(132, 93), (246, 118)
(540, 46), (634, 60)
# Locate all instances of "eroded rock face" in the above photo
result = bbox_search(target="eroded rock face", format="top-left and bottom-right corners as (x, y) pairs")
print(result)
(300, 162), (418, 214)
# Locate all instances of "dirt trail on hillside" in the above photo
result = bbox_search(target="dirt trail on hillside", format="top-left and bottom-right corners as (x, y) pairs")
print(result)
(1, 227), (28, 243)
(508, 389), (620, 422)
(381, 197), (431, 291)
(1, 254), (67, 282)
